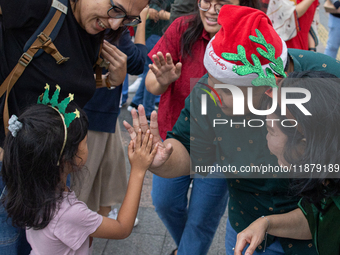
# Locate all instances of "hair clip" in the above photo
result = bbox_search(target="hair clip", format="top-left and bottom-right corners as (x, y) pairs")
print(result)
(8, 115), (23, 137)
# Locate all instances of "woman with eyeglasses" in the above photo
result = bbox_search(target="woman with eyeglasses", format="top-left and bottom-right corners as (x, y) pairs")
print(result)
(0, 0), (149, 254)
(142, 1), (260, 254)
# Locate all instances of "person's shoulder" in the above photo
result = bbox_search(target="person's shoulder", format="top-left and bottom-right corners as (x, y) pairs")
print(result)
(288, 48), (336, 61)
(55, 192), (88, 220)
(1, 0), (52, 29)
(171, 14), (195, 29)
(288, 48), (340, 77)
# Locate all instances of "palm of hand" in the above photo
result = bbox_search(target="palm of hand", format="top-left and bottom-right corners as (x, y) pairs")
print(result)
(155, 63), (179, 86)
(150, 142), (171, 168)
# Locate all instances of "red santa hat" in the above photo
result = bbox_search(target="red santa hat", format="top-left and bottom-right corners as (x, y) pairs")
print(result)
(204, 5), (287, 87)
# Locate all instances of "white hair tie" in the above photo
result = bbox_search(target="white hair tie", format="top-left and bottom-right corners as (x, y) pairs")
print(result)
(8, 115), (23, 137)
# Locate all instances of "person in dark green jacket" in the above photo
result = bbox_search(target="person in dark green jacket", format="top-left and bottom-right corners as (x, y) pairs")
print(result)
(234, 70), (340, 255)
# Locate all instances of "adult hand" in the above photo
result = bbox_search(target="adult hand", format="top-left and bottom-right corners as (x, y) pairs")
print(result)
(149, 52), (182, 87)
(234, 217), (269, 255)
(148, 8), (159, 22)
(102, 40), (127, 87)
(123, 105), (173, 169)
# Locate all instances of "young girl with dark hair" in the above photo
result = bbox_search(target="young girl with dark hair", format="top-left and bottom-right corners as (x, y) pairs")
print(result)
(143, 1), (261, 254)
(234, 71), (340, 255)
(1, 89), (157, 254)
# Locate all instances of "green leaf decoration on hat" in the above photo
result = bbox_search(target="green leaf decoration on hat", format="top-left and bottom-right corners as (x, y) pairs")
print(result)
(37, 84), (79, 128)
(250, 29), (286, 78)
(221, 29), (286, 88)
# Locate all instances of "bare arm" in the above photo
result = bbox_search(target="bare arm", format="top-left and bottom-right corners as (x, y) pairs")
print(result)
(0, 6), (2, 15)
(266, 209), (312, 239)
(234, 209), (312, 255)
(295, 0), (316, 18)
(134, 7), (148, 45)
(90, 130), (157, 239)
(145, 69), (169, 95)
(158, 10), (171, 20)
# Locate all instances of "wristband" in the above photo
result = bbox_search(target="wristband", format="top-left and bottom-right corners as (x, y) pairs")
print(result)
(105, 74), (115, 90)
(261, 216), (270, 252)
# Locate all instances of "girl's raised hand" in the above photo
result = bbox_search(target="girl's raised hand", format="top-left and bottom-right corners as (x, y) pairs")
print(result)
(128, 129), (158, 172)
(149, 52), (182, 87)
(123, 105), (173, 170)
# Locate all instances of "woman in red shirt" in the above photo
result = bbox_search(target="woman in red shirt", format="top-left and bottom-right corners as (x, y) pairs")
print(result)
(145, 1), (261, 254)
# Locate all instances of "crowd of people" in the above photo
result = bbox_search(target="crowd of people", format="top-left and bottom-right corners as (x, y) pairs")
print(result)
(0, 0), (339, 255)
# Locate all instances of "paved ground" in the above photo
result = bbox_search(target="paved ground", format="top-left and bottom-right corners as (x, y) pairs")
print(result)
(92, 9), (339, 255)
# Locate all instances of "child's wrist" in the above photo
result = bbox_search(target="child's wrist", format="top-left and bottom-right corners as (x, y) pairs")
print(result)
(130, 166), (147, 176)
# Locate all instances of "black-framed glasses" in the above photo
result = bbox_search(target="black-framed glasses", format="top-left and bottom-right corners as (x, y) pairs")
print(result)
(198, 0), (224, 15)
(107, 0), (142, 26)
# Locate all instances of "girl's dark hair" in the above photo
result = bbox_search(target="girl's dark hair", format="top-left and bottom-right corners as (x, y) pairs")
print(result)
(1, 103), (88, 229)
(264, 71), (340, 208)
(181, 0), (262, 57)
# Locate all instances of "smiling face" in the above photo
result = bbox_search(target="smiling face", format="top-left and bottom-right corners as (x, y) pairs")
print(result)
(199, 0), (240, 38)
(72, 0), (148, 34)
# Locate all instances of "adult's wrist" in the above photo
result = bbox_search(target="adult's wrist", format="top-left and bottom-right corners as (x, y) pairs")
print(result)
(105, 73), (116, 90)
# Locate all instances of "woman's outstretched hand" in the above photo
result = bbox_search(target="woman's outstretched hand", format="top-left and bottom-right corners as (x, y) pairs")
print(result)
(123, 105), (173, 169)
(149, 52), (182, 87)
(234, 217), (268, 255)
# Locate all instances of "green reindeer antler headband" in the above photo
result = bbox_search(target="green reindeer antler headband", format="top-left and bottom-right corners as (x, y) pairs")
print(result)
(204, 28), (288, 88)
(37, 84), (80, 165)
(221, 29), (287, 88)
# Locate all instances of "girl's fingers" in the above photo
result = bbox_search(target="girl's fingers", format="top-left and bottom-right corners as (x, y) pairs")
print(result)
(150, 143), (158, 157)
(146, 134), (153, 152)
(142, 130), (150, 149)
(128, 140), (134, 155)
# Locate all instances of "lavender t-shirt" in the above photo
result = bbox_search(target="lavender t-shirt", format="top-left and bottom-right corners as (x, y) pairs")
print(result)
(26, 191), (103, 255)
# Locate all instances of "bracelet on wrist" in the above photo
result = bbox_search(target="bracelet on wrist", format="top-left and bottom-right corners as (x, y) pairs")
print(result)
(105, 74), (115, 90)
(261, 215), (270, 252)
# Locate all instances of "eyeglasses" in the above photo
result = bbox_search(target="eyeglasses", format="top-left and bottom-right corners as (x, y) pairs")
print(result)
(107, 0), (142, 26)
(198, 0), (224, 15)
